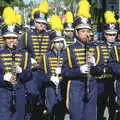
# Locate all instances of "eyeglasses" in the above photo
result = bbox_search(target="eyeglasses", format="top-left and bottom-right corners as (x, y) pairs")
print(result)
(4, 37), (18, 39)
(65, 30), (74, 32)
(53, 41), (64, 44)
(105, 34), (117, 36)
(35, 22), (46, 25)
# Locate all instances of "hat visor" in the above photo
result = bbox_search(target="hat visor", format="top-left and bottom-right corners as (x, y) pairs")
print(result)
(104, 30), (117, 34)
(75, 24), (91, 30)
(3, 33), (18, 38)
(64, 28), (74, 31)
(53, 37), (65, 42)
(35, 19), (47, 24)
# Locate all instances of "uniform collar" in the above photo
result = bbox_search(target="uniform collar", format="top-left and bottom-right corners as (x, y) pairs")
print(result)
(76, 40), (92, 47)
(106, 42), (114, 46)
(49, 49), (64, 57)
(4, 46), (20, 53)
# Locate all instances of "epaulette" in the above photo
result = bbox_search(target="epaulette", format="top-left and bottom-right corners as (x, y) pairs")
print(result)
(87, 41), (97, 46)
(69, 42), (76, 49)
(96, 41), (106, 46)
(17, 48), (26, 53)
(0, 48), (4, 53)
(114, 41), (120, 46)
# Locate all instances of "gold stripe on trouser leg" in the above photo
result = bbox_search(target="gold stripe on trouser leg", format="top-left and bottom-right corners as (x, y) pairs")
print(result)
(66, 80), (71, 110)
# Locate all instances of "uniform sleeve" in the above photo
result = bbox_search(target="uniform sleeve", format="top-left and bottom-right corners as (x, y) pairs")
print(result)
(61, 48), (84, 79)
(108, 50), (120, 78)
(90, 64), (104, 76)
(38, 55), (45, 72)
(62, 61), (82, 79)
(0, 61), (10, 87)
(18, 53), (33, 83)
(0, 62), (4, 85)
(90, 49), (104, 76)
(38, 54), (50, 82)
(109, 61), (120, 77)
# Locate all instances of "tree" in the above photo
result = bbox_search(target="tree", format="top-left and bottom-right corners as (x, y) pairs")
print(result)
(0, 0), (25, 15)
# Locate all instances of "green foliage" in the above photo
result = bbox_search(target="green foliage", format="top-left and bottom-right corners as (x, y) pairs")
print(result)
(0, 0), (24, 6)
(10, 0), (24, 7)
(0, 0), (25, 15)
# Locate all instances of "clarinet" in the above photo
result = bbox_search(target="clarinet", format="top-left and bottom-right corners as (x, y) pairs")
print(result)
(83, 44), (91, 103)
(55, 51), (61, 95)
(11, 45), (17, 112)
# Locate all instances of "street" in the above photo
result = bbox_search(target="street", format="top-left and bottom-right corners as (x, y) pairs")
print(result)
(64, 107), (109, 120)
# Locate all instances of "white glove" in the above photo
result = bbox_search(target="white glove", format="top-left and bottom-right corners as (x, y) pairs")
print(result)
(89, 56), (96, 66)
(4, 72), (12, 81)
(80, 64), (90, 74)
(55, 67), (61, 75)
(31, 58), (37, 64)
(16, 65), (22, 73)
(50, 76), (59, 86)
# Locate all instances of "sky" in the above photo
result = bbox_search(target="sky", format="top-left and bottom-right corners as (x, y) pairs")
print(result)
(23, 0), (40, 5)
(23, 0), (53, 5)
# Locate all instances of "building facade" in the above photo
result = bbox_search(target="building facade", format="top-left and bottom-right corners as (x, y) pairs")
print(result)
(106, 0), (120, 16)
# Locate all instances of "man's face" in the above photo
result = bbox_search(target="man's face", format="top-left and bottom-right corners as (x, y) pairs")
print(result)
(76, 28), (91, 43)
(4, 37), (18, 49)
(35, 22), (46, 32)
(64, 30), (74, 38)
(93, 34), (98, 41)
(53, 40), (64, 52)
(104, 33), (117, 43)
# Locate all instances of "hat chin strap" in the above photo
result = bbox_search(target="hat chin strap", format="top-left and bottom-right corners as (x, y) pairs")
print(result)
(53, 48), (62, 55)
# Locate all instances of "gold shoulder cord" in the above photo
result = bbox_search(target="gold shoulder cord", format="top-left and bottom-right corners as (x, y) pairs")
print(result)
(43, 54), (47, 74)
(96, 46), (100, 65)
(25, 32), (28, 49)
(114, 46), (119, 62)
(66, 47), (72, 68)
(24, 52), (28, 70)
